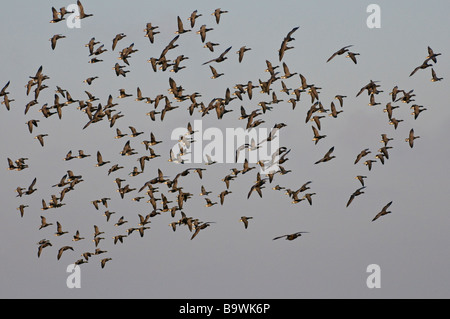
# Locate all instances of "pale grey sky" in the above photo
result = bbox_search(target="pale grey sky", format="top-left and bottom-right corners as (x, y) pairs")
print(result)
(1, 0), (449, 299)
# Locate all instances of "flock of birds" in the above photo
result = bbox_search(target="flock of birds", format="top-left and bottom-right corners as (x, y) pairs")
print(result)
(2, 2), (443, 269)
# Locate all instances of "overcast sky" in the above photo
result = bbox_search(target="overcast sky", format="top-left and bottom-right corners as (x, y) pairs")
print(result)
(1, 0), (449, 299)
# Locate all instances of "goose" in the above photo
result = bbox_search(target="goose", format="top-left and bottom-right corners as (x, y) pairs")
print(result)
(63, 150), (76, 161)
(209, 65), (224, 79)
(202, 46), (232, 65)
(35, 134), (48, 147)
(118, 89), (132, 99)
(12, 161), (27, 171)
(17, 205), (29, 217)
(2, 94), (14, 111)
(95, 151), (110, 167)
(378, 146), (393, 159)
(397, 89), (415, 103)
(66, 170), (82, 182)
(327, 45), (353, 62)
(346, 187), (366, 207)
(39, 216), (53, 230)
(191, 222), (213, 240)
(136, 227), (150, 237)
(100, 197), (111, 207)
(372, 201), (393, 221)
(113, 63), (129, 77)
(405, 128), (420, 148)
(270, 91), (283, 104)
(354, 149), (371, 164)
(212, 8), (228, 24)
(101, 258), (112, 268)
(431, 68), (443, 82)
(410, 104), (427, 120)
(239, 216), (253, 229)
(83, 76), (98, 85)
(281, 62), (297, 79)
(383, 102), (398, 119)
(38, 241), (52, 258)
(85, 37), (99, 55)
(389, 118), (403, 129)
(203, 41), (219, 52)
(312, 126), (326, 145)
(426, 46), (441, 63)
(146, 110), (160, 121)
(77, 0), (93, 19)
(144, 23), (159, 43)
(204, 198), (217, 207)
(368, 94), (380, 106)
(50, 34), (65, 50)
(314, 146), (336, 164)
(236, 46), (251, 63)
(247, 182), (265, 199)
(222, 174), (236, 189)
(380, 134), (393, 146)
(57, 246), (74, 260)
(74, 259), (88, 266)
(175, 16), (191, 34)
(200, 185), (212, 196)
(0, 81), (10, 96)
(112, 33), (126, 51)
(375, 153), (385, 165)
(218, 190), (232, 205)
(192, 168), (206, 179)
(188, 10), (202, 28)
(283, 26), (299, 42)
(103, 210), (115, 222)
(95, 249), (107, 256)
(7, 158), (17, 170)
(291, 192), (304, 204)
(364, 159), (376, 171)
(50, 7), (65, 23)
(204, 154), (217, 165)
(278, 38), (293, 61)
(138, 214), (151, 226)
(77, 150), (90, 159)
(55, 221), (68, 236)
(409, 60), (432, 77)
(24, 100), (38, 115)
(329, 102), (343, 118)
(15, 187), (25, 198)
(302, 193), (316, 205)
(90, 44), (107, 56)
(24, 177), (37, 195)
(142, 133), (162, 149)
(114, 216), (128, 227)
(346, 52), (360, 64)
(91, 226), (104, 240)
(355, 175), (367, 187)
(113, 235), (127, 244)
(72, 231), (85, 241)
(273, 232), (308, 241)
(25, 119), (39, 134)
(356, 80), (381, 97)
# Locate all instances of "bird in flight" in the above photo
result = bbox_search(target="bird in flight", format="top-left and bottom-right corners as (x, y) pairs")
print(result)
(239, 216), (253, 229)
(50, 34), (65, 50)
(212, 8), (228, 24)
(327, 45), (353, 62)
(405, 128), (420, 148)
(273, 232), (308, 241)
(202, 46), (232, 65)
(346, 186), (366, 207)
(315, 146), (336, 164)
(372, 201), (393, 222)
